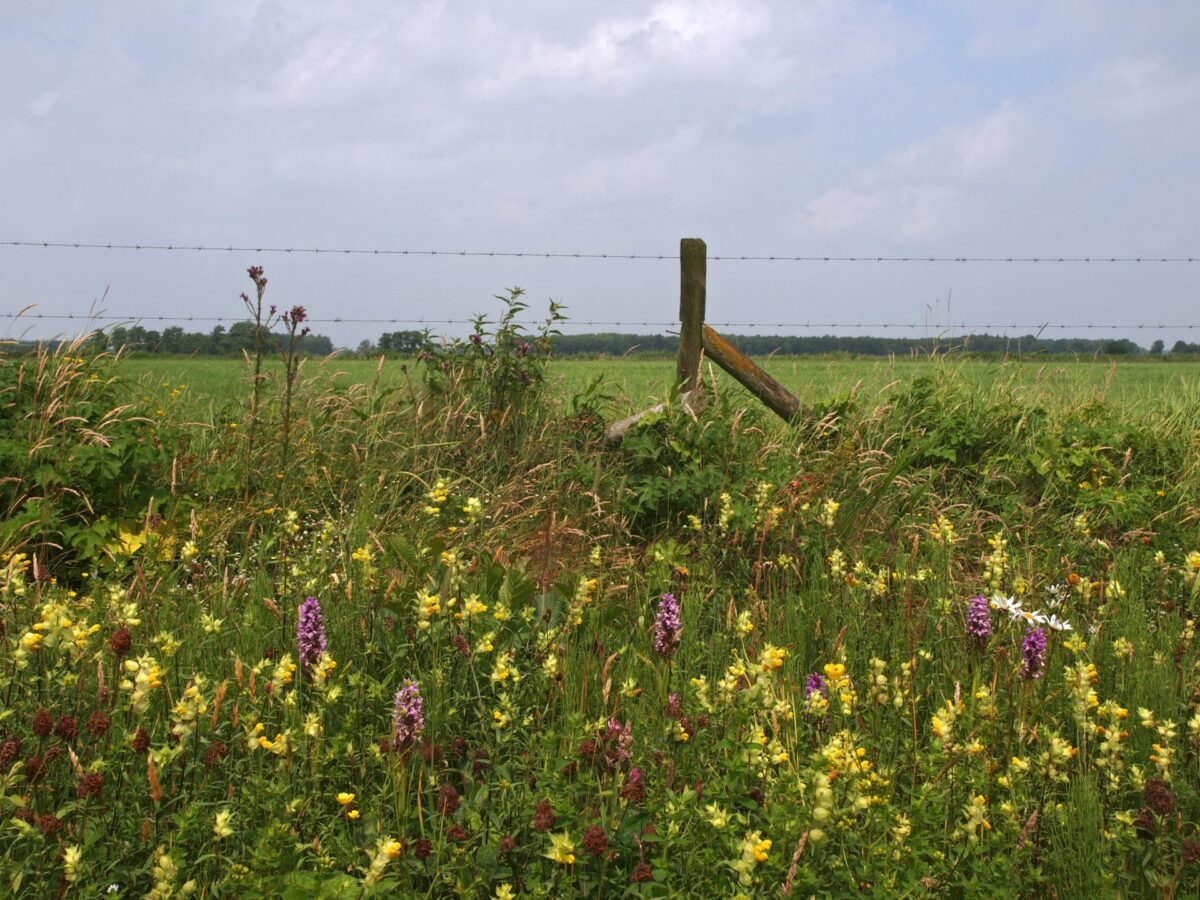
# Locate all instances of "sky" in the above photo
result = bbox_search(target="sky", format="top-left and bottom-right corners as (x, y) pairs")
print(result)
(2, 1), (1199, 349)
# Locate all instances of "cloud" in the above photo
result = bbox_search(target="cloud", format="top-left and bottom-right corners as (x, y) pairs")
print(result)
(796, 186), (963, 241)
(235, 27), (391, 111)
(1079, 56), (1200, 121)
(478, 125), (709, 223)
(0, 119), (33, 165)
(270, 137), (467, 185)
(876, 101), (1027, 182)
(792, 101), (1031, 241)
(29, 91), (63, 117)
(472, 0), (920, 103)
(475, 1), (772, 96)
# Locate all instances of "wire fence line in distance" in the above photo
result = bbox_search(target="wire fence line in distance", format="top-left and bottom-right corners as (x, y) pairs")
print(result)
(5, 312), (1200, 331)
(2, 240), (1198, 264)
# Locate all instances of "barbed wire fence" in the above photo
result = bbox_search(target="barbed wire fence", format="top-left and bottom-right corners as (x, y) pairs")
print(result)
(4, 237), (1200, 338)
(4, 312), (1200, 332)
(3, 239), (1199, 264)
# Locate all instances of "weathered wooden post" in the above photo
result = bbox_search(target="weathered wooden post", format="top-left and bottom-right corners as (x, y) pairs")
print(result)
(602, 238), (708, 445)
(701, 325), (801, 422)
(603, 235), (802, 445)
(677, 238), (706, 391)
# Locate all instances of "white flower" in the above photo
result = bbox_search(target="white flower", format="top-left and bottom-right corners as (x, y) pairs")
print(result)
(1020, 609), (1048, 626)
(1046, 615), (1073, 633)
(990, 595), (1023, 617)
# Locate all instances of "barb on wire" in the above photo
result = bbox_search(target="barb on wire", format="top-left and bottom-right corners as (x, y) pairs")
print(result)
(5, 312), (1200, 331)
(2, 240), (1197, 264)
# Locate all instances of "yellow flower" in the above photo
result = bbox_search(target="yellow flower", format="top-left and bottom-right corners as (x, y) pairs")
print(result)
(382, 839), (403, 859)
(752, 837), (772, 863)
(462, 595), (489, 617)
(734, 830), (772, 886)
(544, 832), (576, 865)
(704, 803), (732, 829)
(760, 644), (787, 670)
(735, 610), (754, 635)
(415, 589), (441, 629)
(20, 631), (44, 652)
(351, 546), (373, 564)
(347, 809), (361, 821)
(490, 651), (519, 684)
(337, 792), (356, 806)
(213, 809), (234, 840)
(63, 845), (82, 883)
(258, 731), (291, 755)
(272, 654), (297, 691)
(962, 795), (991, 842)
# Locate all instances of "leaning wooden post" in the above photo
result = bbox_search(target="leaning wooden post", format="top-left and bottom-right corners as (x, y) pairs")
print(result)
(701, 325), (801, 423)
(677, 238), (706, 392)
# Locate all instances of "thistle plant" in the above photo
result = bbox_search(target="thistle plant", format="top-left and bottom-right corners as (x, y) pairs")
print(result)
(240, 266), (277, 493)
(278, 304), (310, 487)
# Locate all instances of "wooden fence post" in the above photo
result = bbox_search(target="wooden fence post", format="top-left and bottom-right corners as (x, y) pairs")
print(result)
(677, 238), (706, 391)
(701, 325), (801, 422)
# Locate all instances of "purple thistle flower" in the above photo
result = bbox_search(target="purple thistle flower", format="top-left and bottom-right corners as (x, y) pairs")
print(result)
(1021, 627), (1047, 680)
(296, 596), (327, 670)
(966, 595), (992, 646)
(804, 672), (827, 699)
(392, 680), (424, 750)
(653, 593), (681, 658)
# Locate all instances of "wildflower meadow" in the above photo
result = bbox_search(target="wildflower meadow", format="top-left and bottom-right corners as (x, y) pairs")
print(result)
(4, 277), (1200, 897)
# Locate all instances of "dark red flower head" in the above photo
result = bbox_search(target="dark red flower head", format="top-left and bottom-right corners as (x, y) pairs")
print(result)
(31, 709), (53, 737)
(110, 628), (132, 658)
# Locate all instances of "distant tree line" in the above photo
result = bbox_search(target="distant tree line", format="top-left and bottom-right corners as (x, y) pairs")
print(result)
(526, 332), (1167, 358)
(8, 327), (1200, 360)
(103, 322), (333, 356)
(353, 331), (1152, 358)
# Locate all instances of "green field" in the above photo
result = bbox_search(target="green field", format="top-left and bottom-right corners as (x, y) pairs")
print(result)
(6, 340), (1200, 896)
(123, 353), (1200, 419)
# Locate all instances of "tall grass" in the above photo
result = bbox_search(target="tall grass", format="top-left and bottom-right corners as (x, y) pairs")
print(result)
(2, 334), (1200, 896)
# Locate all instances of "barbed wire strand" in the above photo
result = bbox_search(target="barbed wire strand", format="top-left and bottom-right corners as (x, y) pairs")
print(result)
(4, 312), (1200, 330)
(2, 240), (1197, 264)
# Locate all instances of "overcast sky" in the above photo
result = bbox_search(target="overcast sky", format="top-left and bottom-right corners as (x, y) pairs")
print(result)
(3, 1), (1199, 348)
